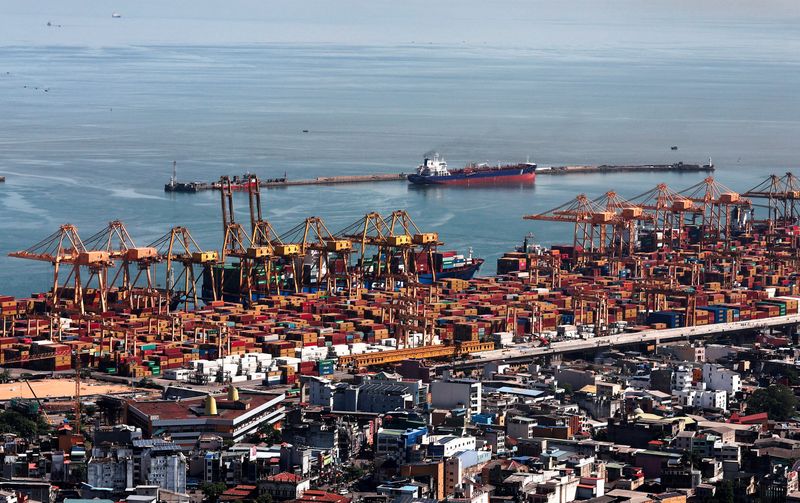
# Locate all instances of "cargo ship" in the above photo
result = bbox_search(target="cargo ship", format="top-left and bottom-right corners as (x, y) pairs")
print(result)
(416, 249), (484, 284)
(407, 154), (536, 185)
(201, 248), (484, 301)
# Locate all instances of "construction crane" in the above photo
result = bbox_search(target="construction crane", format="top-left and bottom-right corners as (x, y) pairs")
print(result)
(2, 351), (85, 436)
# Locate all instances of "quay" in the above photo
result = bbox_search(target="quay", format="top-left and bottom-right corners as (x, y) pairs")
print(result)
(163, 160), (713, 192)
(4, 171), (800, 388)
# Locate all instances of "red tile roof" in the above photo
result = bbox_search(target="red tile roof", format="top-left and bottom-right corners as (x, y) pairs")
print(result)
(267, 472), (304, 483)
(289, 490), (350, 503)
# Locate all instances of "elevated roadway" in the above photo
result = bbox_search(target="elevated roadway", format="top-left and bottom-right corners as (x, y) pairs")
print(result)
(441, 313), (800, 371)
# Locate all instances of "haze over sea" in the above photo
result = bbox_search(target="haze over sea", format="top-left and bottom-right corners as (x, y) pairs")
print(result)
(1, 1), (799, 296)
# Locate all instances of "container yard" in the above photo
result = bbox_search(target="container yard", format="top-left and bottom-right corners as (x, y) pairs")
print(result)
(2, 172), (800, 383)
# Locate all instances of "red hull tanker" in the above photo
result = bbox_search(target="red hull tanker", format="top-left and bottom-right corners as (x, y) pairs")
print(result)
(407, 154), (536, 185)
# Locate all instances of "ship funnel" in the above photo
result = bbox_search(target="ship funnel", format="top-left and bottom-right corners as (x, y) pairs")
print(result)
(205, 395), (218, 416)
(228, 386), (239, 402)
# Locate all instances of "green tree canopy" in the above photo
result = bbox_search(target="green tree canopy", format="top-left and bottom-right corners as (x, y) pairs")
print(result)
(746, 384), (798, 421)
(0, 409), (50, 439)
(200, 482), (227, 503)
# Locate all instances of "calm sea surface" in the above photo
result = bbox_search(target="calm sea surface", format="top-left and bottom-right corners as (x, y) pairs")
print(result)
(0, 40), (799, 296)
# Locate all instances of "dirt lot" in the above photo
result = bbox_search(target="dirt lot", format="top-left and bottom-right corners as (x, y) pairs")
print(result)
(0, 379), (135, 400)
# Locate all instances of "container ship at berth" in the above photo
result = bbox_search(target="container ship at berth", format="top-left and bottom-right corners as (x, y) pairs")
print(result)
(407, 154), (536, 185)
(201, 248), (483, 301)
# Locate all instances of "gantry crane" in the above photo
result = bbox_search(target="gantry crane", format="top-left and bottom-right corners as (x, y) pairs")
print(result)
(524, 194), (613, 266)
(9, 224), (94, 314)
(337, 212), (394, 290)
(570, 287), (610, 337)
(679, 177), (752, 246)
(148, 227), (218, 311)
(82, 220), (161, 310)
(385, 210), (441, 283)
(626, 183), (701, 250)
(633, 278), (698, 327)
(243, 178), (291, 299)
(743, 172), (800, 236)
(275, 217), (352, 294)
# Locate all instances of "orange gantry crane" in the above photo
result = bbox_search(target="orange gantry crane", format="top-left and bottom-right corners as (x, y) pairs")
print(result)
(626, 183), (701, 250)
(81, 220), (161, 310)
(148, 227), (218, 311)
(524, 194), (614, 264)
(8, 224), (103, 314)
(679, 177), (752, 245)
(275, 217), (352, 294)
(743, 172), (800, 236)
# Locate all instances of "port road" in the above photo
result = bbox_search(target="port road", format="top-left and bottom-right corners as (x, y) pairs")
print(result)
(442, 313), (800, 370)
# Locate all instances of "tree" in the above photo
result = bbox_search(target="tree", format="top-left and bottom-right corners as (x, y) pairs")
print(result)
(0, 368), (11, 383)
(0, 409), (50, 439)
(200, 482), (227, 503)
(255, 493), (273, 503)
(746, 384), (798, 421)
(257, 423), (282, 445)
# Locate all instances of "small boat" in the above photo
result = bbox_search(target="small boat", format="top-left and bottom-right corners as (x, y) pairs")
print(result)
(112, 13), (121, 18)
(671, 146), (679, 150)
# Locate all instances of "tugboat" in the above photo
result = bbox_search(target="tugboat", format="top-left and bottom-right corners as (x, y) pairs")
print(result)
(407, 153), (536, 185)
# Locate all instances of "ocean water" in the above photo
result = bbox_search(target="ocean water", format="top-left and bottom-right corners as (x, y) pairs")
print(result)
(0, 34), (799, 296)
